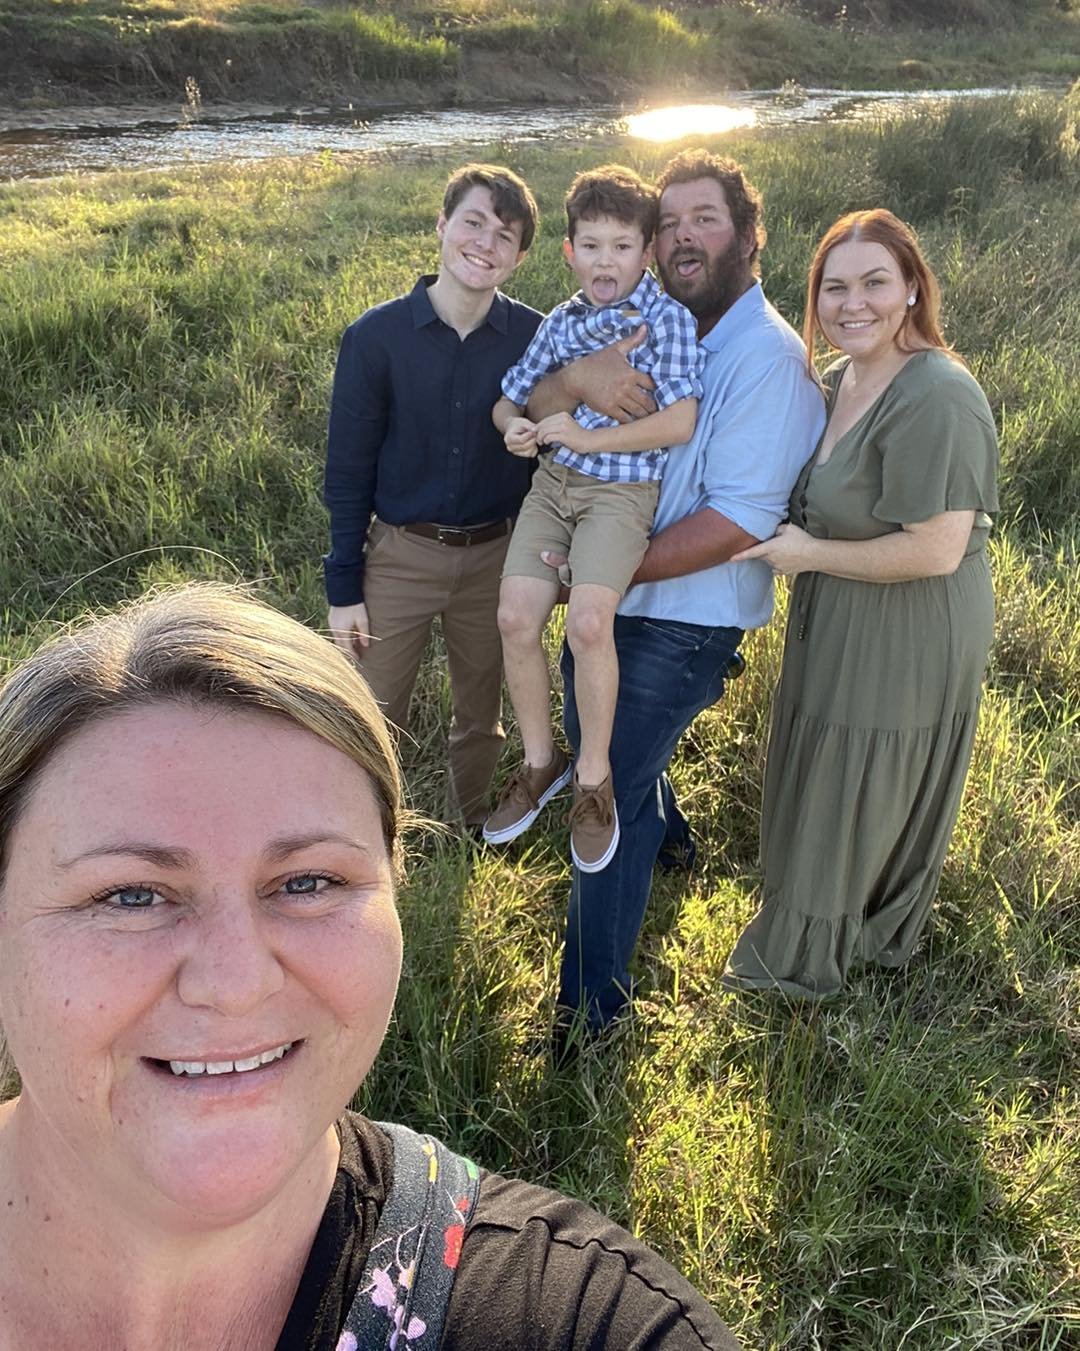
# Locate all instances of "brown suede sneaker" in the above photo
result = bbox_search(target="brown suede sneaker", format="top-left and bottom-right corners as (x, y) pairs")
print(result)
(568, 773), (620, 873)
(482, 748), (573, 845)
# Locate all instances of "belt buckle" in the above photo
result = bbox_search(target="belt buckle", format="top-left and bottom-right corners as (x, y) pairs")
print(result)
(436, 525), (469, 546)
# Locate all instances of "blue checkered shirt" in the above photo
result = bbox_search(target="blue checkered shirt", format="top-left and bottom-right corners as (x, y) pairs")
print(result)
(501, 270), (702, 485)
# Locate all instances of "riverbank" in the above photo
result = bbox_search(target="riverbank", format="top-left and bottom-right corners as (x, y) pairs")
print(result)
(2, 88), (1079, 1346)
(2, 0), (1078, 116)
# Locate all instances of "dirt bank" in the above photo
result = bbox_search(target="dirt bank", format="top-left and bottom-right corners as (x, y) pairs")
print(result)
(0, 54), (692, 132)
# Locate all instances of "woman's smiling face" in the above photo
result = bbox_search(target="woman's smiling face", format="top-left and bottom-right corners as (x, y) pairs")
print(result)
(0, 702), (402, 1227)
(816, 237), (914, 362)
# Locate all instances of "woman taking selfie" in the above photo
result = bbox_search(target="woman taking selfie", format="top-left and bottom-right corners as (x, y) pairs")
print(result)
(724, 209), (998, 999)
(0, 586), (738, 1349)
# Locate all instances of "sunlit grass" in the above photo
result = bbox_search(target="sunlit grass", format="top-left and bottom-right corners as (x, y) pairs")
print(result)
(2, 0), (1078, 108)
(1, 92), (1078, 1348)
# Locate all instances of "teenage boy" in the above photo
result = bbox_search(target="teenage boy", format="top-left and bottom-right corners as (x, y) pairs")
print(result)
(324, 164), (542, 831)
(483, 165), (702, 873)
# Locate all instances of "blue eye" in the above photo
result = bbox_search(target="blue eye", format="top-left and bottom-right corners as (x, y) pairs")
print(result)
(95, 884), (160, 909)
(283, 873), (332, 896)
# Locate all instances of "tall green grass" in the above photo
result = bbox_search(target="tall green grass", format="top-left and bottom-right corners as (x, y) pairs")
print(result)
(1, 91), (1079, 1347)
(2, 0), (1078, 108)
(462, 0), (712, 82)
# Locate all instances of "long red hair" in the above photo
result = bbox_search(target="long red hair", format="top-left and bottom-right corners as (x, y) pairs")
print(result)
(804, 209), (958, 370)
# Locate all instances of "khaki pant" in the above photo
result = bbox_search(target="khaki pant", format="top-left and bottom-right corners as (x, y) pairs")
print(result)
(503, 458), (659, 594)
(358, 520), (509, 826)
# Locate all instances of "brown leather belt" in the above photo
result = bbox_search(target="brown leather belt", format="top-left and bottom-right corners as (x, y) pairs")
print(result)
(400, 519), (511, 547)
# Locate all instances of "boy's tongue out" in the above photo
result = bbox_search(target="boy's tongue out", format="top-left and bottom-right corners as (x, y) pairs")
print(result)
(590, 276), (621, 305)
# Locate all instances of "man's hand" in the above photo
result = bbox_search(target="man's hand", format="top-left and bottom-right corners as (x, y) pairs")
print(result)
(567, 325), (656, 423)
(526, 325), (656, 424)
(504, 416), (540, 458)
(540, 550), (572, 604)
(328, 603), (371, 655)
(535, 411), (598, 455)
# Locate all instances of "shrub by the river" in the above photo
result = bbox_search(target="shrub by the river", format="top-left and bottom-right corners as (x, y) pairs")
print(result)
(1, 91), (1078, 1349)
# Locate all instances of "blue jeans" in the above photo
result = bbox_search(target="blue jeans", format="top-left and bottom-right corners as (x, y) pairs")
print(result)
(558, 613), (743, 1029)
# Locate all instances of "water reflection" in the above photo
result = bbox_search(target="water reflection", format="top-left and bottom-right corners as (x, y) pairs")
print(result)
(625, 103), (757, 140)
(0, 87), (1035, 181)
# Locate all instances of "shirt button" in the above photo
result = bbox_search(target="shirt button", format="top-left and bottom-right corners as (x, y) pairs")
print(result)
(451, 446), (461, 455)
(455, 400), (462, 409)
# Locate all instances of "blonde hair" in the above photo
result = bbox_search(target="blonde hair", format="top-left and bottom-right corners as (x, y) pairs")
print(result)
(0, 584), (405, 1090)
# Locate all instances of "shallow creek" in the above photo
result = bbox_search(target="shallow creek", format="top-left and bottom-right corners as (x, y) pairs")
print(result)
(0, 86), (1031, 180)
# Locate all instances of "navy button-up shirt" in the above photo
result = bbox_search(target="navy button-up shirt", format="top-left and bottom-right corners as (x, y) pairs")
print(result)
(323, 275), (543, 606)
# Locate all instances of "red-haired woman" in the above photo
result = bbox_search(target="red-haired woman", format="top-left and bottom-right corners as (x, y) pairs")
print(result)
(724, 210), (998, 998)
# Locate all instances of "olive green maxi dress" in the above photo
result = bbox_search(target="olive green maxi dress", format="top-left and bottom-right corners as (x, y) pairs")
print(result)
(724, 350), (999, 998)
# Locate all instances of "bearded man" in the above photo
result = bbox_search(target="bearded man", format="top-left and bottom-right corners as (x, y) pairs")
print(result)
(528, 149), (826, 1041)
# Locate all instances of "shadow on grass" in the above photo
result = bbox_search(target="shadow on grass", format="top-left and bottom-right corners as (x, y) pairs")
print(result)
(359, 616), (639, 1207)
(360, 815), (641, 1224)
(656, 912), (1080, 1349)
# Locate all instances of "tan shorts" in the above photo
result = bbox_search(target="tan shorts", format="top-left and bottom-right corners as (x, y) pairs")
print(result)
(502, 457), (659, 596)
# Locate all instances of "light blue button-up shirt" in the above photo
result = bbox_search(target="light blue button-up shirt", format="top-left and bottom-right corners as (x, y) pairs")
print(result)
(620, 281), (825, 630)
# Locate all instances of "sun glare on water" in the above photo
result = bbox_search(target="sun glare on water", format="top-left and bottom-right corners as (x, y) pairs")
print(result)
(625, 104), (757, 141)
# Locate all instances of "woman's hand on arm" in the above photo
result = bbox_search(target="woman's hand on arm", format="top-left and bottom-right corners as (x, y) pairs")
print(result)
(525, 327), (656, 423)
(731, 510), (976, 581)
(729, 522), (823, 576)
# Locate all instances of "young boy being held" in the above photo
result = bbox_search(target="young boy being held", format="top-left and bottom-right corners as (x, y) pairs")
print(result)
(483, 164), (702, 873)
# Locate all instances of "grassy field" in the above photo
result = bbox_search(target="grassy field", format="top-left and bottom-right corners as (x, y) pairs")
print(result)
(1, 0), (1078, 110)
(2, 88), (1080, 1346)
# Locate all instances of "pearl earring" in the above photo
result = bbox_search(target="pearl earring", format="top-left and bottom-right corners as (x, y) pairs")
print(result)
(906, 296), (916, 307)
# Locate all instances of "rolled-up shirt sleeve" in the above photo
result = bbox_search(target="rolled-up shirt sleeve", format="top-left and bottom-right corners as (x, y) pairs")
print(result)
(700, 352), (824, 542)
(500, 319), (561, 408)
(323, 319), (389, 607)
(648, 296), (704, 411)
